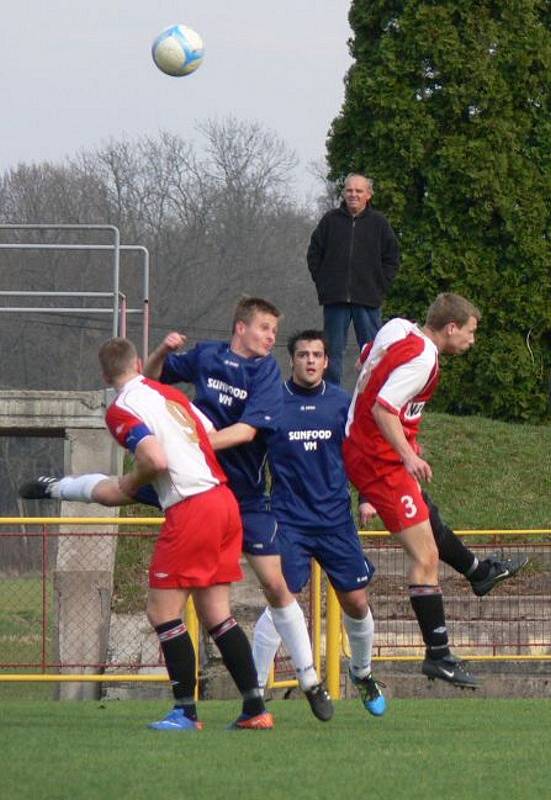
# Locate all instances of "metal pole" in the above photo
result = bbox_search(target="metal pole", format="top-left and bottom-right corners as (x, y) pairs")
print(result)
(185, 597), (200, 700)
(311, 560), (322, 677)
(325, 583), (341, 700)
(42, 525), (48, 674)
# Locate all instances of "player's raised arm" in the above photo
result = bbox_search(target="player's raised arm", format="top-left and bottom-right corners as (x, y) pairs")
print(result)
(143, 332), (186, 379)
(208, 422), (257, 451)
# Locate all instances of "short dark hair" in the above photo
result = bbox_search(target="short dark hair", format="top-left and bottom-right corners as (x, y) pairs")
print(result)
(98, 337), (138, 382)
(232, 296), (281, 331)
(425, 293), (481, 330)
(287, 329), (329, 357)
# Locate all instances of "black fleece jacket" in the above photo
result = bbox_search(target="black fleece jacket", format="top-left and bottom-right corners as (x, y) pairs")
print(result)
(306, 202), (400, 307)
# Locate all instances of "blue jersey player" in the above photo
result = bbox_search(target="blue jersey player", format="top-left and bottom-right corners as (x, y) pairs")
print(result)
(142, 298), (333, 722)
(252, 329), (387, 716)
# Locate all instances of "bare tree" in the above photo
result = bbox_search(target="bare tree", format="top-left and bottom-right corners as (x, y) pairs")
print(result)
(0, 118), (322, 392)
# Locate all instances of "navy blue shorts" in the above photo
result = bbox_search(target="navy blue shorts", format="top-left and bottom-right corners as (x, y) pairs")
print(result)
(277, 519), (375, 594)
(241, 511), (280, 556)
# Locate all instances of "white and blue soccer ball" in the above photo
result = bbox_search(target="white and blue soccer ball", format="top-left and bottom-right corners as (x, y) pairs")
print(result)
(151, 24), (204, 77)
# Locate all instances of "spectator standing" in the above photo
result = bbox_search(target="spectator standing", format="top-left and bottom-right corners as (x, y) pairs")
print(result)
(307, 173), (400, 384)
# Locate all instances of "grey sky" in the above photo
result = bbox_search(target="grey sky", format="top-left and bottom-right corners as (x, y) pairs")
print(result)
(2, 1), (352, 196)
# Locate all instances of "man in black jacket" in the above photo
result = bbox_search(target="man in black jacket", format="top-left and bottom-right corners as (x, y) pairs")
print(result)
(307, 173), (400, 384)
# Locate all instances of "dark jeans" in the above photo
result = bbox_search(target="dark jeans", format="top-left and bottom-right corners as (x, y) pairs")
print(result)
(323, 303), (382, 384)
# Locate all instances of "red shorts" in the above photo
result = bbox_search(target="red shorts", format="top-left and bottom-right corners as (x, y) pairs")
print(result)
(344, 444), (428, 533)
(149, 483), (243, 589)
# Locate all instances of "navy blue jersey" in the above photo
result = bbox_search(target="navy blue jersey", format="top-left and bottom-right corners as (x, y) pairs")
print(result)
(161, 341), (282, 509)
(267, 379), (352, 528)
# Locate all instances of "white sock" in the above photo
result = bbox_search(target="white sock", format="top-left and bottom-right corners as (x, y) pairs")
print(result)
(55, 474), (109, 502)
(270, 600), (318, 691)
(252, 607), (281, 693)
(344, 608), (375, 680)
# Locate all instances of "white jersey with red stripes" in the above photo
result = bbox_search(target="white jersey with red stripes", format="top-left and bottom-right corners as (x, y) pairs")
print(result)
(106, 375), (226, 510)
(345, 319), (440, 467)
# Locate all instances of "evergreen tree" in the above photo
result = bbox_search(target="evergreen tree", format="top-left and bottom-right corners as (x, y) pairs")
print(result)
(327, 1), (550, 421)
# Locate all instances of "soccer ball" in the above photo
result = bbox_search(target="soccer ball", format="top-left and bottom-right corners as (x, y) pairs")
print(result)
(151, 24), (204, 77)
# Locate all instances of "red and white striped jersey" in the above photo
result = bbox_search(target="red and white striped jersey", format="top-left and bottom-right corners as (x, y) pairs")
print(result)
(345, 319), (440, 467)
(106, 375), (226, 510)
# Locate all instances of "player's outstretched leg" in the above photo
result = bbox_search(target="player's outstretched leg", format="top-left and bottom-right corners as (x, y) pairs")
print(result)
(19, 473), (144, 506)
(19, 475), (62, 500)
(424, 491), (529, 596)
(19, 473), (118, 503)
(468, 554), (529, 597)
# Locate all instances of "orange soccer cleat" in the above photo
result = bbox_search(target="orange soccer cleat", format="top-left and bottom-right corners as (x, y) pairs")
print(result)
(227, 711), (274, 730)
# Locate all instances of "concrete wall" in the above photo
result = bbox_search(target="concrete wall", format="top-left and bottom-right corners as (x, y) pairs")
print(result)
(0, 389), (120, 700)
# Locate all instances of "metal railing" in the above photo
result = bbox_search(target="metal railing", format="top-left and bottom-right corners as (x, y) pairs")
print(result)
(0, 518), (549, 701)
(0, 224), (150, 356)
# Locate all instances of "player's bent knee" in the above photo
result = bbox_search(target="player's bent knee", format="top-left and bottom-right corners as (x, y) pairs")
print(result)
(261, 579), (294, 607)
(341, 597), (369, 618)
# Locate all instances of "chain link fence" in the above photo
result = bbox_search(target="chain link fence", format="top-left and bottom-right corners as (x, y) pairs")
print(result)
(1, 526), (549, 684)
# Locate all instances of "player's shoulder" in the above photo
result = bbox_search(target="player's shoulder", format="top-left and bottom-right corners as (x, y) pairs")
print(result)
(141, 376), (188, 401)
(324, 381), (351, 404)
(376, 318), (418, 350)
(378, 317), (415, 341)
(106, 376), (148, 417)
(248, 352), (281, 379)
(367, 319), (429, 368)
(383, 321), (437, 370)
(194, 339), (226, 356)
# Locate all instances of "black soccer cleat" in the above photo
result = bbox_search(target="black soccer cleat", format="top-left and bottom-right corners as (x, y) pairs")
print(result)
(19, 475), (59, 500)
(304, 682), (334, 722)
(422, 653), (479, 690)
(469, 554), (529, 597)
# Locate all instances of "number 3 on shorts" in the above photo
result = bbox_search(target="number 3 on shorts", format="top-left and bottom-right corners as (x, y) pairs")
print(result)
(400, 494), (418, 519)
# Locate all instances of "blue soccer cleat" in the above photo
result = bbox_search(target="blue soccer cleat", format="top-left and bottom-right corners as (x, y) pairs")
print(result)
(349, 669), (387, 716)
(148, 707), (203, 731)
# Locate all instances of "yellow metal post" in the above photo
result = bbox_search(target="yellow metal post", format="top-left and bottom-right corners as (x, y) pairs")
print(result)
(311, 560), (322, 676)
(185, 596), (200, 700)
(325, 582), (341, 699)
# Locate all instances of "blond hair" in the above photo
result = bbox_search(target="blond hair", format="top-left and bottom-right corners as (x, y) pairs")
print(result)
(232, 297), (281, 331)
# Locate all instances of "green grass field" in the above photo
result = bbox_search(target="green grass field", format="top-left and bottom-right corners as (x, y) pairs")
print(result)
(2, 698), (550, 800)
